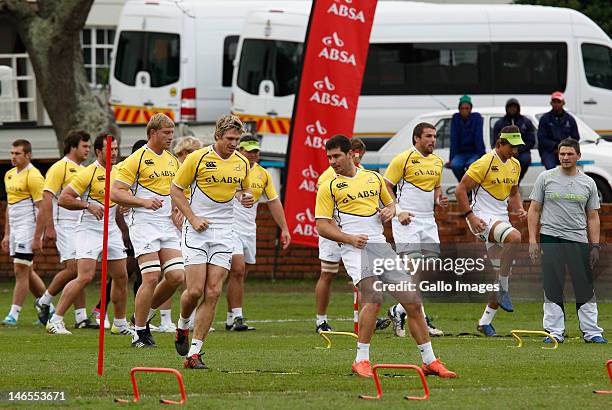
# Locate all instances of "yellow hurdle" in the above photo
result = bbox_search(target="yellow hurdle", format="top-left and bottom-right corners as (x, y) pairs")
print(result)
(510, 330), (559, 350)
(318, 331), (359, 349)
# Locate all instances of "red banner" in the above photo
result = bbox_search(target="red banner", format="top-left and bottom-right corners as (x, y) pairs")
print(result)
(284, 0), (378, 247)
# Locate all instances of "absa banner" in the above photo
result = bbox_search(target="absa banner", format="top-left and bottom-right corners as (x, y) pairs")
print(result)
(284, 0), (378, 247)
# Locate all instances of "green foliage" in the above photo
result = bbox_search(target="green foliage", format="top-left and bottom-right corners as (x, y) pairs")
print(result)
(515, 0), (612, 38)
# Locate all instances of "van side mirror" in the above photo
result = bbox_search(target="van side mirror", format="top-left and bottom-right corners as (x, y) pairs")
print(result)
(135, 71), (151, 89)
(258, 80), (274, 97)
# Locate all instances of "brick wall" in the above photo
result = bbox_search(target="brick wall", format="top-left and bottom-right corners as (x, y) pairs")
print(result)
(1, 201), (611, 281)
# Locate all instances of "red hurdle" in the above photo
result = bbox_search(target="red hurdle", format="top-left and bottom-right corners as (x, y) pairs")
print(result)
(359, 364), (429, 401)
(353, 286), (359, 335)
(115, 367), (187, 405)
(593, 359), (612, 394)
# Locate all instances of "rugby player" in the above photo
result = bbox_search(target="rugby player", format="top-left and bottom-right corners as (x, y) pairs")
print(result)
(225, 133), (290, 331)
(112, 114), (185, 348)
(47, 135), (132, 335)
(2, 140), (47, 325)
(315, 135), (456, 378)
(314, 138), (389, 333)
(33, 131), (94, 328)
(171, 115), (254, 369)
(455, 125), (526, 336)
(383, 122), (446, 338)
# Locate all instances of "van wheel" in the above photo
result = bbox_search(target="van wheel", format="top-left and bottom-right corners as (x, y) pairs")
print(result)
(589, 174), (612, 203)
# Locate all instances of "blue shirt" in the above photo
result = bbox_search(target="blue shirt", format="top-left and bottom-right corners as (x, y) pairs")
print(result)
(537, 110), (579, 153)
(450, 112), (485, 160)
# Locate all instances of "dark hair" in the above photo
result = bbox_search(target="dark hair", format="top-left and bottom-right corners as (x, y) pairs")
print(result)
(350, 137), (366, 152)
(412, 122), (436, 144)
(558, 138), (580, 155)
(239, 133), (258, 143)
(12, 139), (32, 154)
(325, 134), (352, 153)
(496, 124), (520, 147)
(94, 134), (116, 154)
(63, 130), (91, 155)
(131, 139), (147, 154)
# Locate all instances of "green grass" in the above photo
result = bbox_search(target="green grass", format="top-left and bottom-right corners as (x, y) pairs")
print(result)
(0, 280), (610, 409)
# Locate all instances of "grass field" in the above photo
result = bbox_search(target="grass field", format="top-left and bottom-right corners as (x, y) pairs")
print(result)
(0, 279), (610, 409)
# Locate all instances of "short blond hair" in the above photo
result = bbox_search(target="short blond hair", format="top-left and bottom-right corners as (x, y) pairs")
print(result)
(215, 114), (244, 140)
(174, 136), (203, 156)
(146, 113), (175, 138)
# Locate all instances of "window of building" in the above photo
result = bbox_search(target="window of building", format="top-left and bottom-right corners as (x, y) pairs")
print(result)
(81, 27), (115, 88)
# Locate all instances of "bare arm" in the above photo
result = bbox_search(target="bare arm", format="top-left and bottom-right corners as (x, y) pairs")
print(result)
(586, 209), (600, 245)
(170, 184), (209, 232)
(316, 218), (367, 248)
(1, 206), (8, 253)
(434, 186), (448, 207)
(508, 185), (527, 219)
(456, 174), (487, 233)
(527, 200), (542, 244)
(385, 178), (413, 224)
(34, 191), (54, 240)
(58, 187), (90, 211)
(384, 179), (397, 202)
(110, 180), (163, 210)
(267, 198), (291, 249)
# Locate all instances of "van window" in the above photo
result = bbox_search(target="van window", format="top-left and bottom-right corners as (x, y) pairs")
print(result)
(434, 118), (451, 149)
(237, 39), (303, 96)
(492, 43), (567, 94)
(582, 43), (612, 91)
(363, 43), (491, 95)
(223, 36), (239, 87)
(114, 31), (180, 87)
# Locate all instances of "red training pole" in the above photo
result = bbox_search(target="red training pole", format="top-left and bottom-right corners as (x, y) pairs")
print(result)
(97, 135), (112, 376)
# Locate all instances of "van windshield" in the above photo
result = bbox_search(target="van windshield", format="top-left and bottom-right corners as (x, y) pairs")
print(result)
(114, 31), (180, 87)
(237, 39), (303, 96)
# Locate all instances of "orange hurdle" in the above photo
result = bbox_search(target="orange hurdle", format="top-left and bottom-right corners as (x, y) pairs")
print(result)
(115, 367), (187, 405)
(593, 359), (612, 394)
(359, 364), (429, 401)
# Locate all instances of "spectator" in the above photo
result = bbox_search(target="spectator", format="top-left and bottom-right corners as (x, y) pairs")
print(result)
(537, 91), (579, 170)
(492, 98), (536, 182)
(449, 95), (485, 182)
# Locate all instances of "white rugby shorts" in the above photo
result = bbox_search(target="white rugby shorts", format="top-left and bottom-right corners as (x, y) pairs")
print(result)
(75, 225), (126, 261)
(232, 231), (256, 265)
(318, 235), (341, 263)
(55, 223), (77, 262)
(129, 220), (181, 257)
(392, 215), (440, 256)
(182, 224), (233, 270)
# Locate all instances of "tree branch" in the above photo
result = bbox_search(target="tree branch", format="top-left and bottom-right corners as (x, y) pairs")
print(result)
(0, 0), (36, 24)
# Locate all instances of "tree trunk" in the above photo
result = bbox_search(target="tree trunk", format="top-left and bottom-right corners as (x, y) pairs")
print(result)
(0, 0), (120, 155)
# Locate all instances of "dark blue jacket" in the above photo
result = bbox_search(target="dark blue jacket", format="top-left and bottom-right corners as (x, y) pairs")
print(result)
(450, 112), (485, 161)
(537, 110), (579, 153)
(492, 115), (536, 154)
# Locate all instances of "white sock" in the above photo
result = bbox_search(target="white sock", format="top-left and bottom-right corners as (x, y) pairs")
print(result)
(39, 290), (53, 306)
(418, 341), (436, 365)
(231, 307), (243, 318)
(9, 304), (21, 320)
(226, 312), (234, 326)
(75, 308), (87, 323)
(147, 308), (156, 321)
(189, 309), (196, 324)
(50, 313), (63, 323)
(355, 342), (370, 362)
(499, 276), (509, 292)
(134, 325), (146, 331)
(188, 338), (203, 357)
(479, 306), (497, 326)
(421, 305), (427, 316)
(178, 315), (191, 330)
(160, 309), (172, 326)
(114, 318), (127, 327)
(395, 303), (406, 315)
(316, 314), (327, 326)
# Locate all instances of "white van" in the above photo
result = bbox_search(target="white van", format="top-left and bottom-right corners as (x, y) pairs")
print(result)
(364, 107), (612, 203)
(231, 2), (612, 153)
(109, 0), (307, 125)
